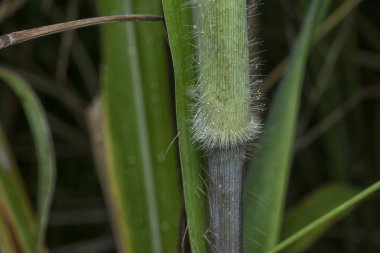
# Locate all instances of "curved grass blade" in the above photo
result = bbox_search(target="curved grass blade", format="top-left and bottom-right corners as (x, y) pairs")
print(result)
(161, 0), (209, 252)
(0, 68), (55, 253)
(270, 180), (380, 253)
(0, 125), (36, 253)
(96, 0), (181, 252)
(243, 1), (330, 252)
(281, 183), (359, 253)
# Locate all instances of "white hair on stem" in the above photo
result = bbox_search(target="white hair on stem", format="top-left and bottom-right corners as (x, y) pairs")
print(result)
(188, 0), (263, 252)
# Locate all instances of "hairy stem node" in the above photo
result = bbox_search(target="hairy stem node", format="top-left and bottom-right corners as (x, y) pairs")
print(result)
(191, 0), (260, 252)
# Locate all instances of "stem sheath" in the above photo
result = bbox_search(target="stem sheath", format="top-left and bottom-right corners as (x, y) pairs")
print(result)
(192, 0), (258, 150)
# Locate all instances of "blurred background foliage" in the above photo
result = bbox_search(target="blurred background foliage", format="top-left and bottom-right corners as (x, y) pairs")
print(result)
(0, 0), (379, 252)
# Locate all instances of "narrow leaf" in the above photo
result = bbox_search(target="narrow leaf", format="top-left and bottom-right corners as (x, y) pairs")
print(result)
(161, 0), (209, 252)
(0, 68), (55, 253)
(281, 183), (359, 253)
(131, 2), (182, 252)
(243, 1), (330, 252)
(270, 180), (380, 253)
(96, 0), (181, 252)
(0, 125), (36, 253)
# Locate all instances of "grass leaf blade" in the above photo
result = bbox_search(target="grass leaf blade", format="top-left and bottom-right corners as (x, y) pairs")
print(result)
(0, 125), (37, 253)
(243, 1), (330, 252)
(0, 68), (55, 253)
(96, 0), (181, 252)
(271, 180), (380, 253)
(281, 183), (359, 253)
(162, 0), (209, 252)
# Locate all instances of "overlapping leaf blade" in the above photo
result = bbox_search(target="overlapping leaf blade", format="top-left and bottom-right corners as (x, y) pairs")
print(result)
(96, 0), (181, 252)
(161, 0), (209, 252)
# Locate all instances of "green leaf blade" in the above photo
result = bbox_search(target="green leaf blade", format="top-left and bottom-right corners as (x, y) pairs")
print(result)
(0, 126), (36, 253)
(271, 180), (380, 253)
(243, 1), (330, 252)
(162, 0), (209, 252)
(96, 1), (181, 252)
(281, 183), (359, 253)
(131, 2), (181, 252)
(0, 68), (55, 253)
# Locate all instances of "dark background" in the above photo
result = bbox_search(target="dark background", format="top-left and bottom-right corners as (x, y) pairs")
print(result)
(0, 0), (379, 252)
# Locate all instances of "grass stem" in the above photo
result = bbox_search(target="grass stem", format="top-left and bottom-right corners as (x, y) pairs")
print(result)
(208, 147), (245, 253)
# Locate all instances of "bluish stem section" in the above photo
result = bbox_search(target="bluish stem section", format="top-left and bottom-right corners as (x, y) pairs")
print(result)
(208, 148), (245, 253)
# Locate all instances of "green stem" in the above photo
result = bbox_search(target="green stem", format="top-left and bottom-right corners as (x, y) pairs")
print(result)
(192, 0), (256, 252)
(192, 0), (259, 150)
